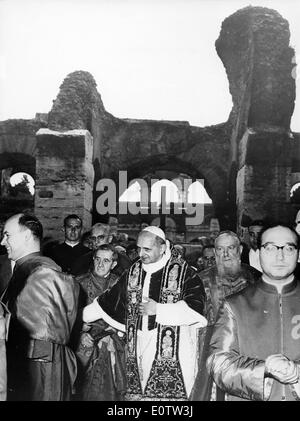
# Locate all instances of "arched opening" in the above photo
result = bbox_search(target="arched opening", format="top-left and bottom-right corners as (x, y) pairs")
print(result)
(151, 180), (180, 204)
(187, 181), (212, 204)
(10, 172), (35, 196)
(119, 181), (142, 203)
(290, 182), (300, 204)
(0, 154), (36, 224)
(115, 166), (214, 242)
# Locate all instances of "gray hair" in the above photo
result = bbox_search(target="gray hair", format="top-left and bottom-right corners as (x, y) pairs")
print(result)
(93, 243), (118, 261)
(91, 222), (111, 236)
(214, 230), (241, 247)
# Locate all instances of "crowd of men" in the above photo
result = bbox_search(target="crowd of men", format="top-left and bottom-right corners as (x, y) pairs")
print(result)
(0, 210), (300, 401)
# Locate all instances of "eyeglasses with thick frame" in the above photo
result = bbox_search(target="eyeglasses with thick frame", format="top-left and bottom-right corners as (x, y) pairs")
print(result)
(261, 243), (298, 256)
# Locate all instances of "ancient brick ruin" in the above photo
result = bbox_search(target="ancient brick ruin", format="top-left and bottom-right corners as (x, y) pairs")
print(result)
(0, 6), (299, 242)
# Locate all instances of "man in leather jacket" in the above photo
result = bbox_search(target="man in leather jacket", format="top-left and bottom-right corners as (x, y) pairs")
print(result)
(1, 213), (79, 401)
(207, 224), (300, 401)
(45, 214), (90, 275)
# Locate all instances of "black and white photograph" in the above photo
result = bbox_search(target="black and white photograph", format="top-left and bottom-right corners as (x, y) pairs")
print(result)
(0, 0), (300, 408)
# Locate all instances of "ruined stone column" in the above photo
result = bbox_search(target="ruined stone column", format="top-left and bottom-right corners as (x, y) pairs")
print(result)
(237, 129), (294, 225)
(35, 129), (94, 241)
(216, 6), (296, 227)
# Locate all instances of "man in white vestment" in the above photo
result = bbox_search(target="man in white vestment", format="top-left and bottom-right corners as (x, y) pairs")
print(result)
(83, 226), (207, 400)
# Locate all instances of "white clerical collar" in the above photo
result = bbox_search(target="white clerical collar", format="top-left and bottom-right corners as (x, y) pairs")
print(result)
(262, 274), (294, 293)
(65, 241), (80, 248)
(142, 248), (171, 274)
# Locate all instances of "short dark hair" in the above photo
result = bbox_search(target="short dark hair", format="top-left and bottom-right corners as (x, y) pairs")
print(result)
(93, 244), (118, 261)
(18, 214), (43, 241)
(257, 223), (300, 250)
(64, 214), (82, 227)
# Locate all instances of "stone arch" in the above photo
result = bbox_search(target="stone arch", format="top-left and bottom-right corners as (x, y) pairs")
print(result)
(99, 155), (221, 237)
(123, 155), (229, 227)
(0, 153), (36, 201)
(113, 156), (216, 204)
(0, 5), (298, 238)
(0, 152), (36, 222)
(150, 179), (180, 204)
(0, 152), (36, 177)
(0, 119), (46, 223)
(93, 149), (230, 229)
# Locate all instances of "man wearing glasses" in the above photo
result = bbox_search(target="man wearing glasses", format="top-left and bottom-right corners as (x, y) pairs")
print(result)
(207, 224), (300, 401)
(73, 223), (130, 277)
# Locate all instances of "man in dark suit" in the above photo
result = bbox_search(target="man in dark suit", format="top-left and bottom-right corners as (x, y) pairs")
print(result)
(241, 219), (265, 272)
(47, 214), (90, 275)
(190, 230), (260, 401)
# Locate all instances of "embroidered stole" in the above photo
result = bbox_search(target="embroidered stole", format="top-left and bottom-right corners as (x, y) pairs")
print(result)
(126, 252), (188, 400)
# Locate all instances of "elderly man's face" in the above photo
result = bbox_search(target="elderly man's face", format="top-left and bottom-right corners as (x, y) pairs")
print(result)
(93, 249), (116, 277)
(259, 226), (298, 282)
(215, 234), (242, 275)
(90, 227), (111, 250)
(137, 232), (166, 265)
